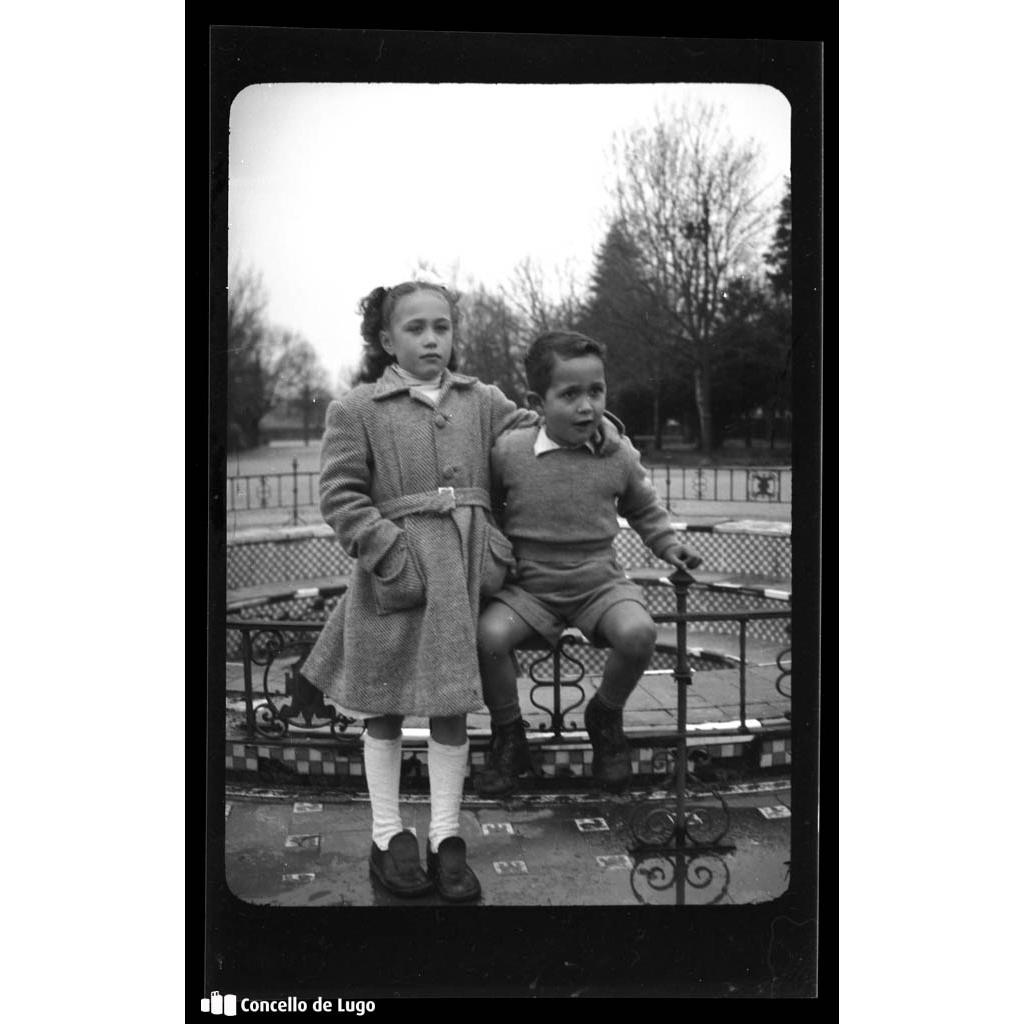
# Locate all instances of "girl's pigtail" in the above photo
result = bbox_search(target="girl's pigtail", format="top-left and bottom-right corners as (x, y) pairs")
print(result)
(355, 286), (395, 384)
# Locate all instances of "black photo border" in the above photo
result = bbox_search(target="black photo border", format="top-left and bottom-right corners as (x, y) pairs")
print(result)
(201, 28), (825, 1000)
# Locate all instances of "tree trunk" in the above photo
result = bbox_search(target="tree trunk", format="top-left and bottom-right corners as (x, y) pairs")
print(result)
(693, 364), (713, 454)
(243, 416), (262, 451)
(652, 388), (662, 451)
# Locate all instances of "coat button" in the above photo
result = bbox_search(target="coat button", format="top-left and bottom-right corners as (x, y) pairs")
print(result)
(434, 414), (447, 428)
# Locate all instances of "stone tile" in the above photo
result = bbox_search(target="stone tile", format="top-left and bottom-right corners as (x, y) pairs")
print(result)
(284, 833), (322, 850)
(224, 802), (292, 849)
(624, 709), (677, 728)
(225, 848), (288, 903)
(315, 805), (372, 836)
(492, 859), (528, 875)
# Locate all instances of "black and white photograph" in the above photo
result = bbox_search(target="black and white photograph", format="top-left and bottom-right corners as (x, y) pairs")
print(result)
(207, 29), (822, 999)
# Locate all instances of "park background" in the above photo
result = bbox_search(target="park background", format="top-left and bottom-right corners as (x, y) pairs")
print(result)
(226, 83), (794, 471)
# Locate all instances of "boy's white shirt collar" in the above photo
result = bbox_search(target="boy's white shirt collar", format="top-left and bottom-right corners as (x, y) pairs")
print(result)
(534, 424), (597, 456)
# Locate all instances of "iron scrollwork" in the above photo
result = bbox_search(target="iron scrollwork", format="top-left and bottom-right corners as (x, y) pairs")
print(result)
(526, 634), (587, 738)
(629, 849), (731, 905)
(247, 625), (357, 739)
(775, 645), (792, 699)
(747, 469), (780, 501)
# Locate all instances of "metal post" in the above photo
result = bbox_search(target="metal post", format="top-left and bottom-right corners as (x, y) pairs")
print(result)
(551, 636), (563, 740)
(291, 457), (299, 526)
(241, 627), (256, 736)
(739, 619), (748, 733)
(670, 568), (695, 845)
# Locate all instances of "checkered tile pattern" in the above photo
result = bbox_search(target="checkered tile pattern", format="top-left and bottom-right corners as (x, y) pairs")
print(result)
(690, 531), (791, 577)
(226, 738), (756, 784)
(677, 589), (791, 645)
(226, 529), (351, 589)
(226, 522), (789, 589)
(758, 736), (792, 767)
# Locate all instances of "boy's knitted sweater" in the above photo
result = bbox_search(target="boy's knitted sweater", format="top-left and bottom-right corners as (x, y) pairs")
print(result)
(491, 425), (679, 563)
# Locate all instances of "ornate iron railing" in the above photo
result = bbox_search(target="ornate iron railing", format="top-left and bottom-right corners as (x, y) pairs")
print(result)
(225, 458), (319, 525)
(622, 570), (792, 904)
(225, 572), (792, 905)
(224, 463), (792, 522)
(228, 620), (360, 740)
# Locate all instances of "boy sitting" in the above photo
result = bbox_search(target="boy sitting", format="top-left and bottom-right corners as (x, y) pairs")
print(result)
(475, 330), (702, 794)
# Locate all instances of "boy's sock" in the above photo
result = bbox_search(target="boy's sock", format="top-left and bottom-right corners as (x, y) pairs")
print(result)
(481, 656), (524, 727)
(363, 733), (404, 850)
(594, 683), (629, 711)
(488, 698), (523, 728)
(427, 737), (469, 853)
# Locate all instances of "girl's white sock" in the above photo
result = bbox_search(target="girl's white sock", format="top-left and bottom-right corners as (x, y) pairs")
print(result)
(427, 737), (469, 853)
(363, 733), (404, 850)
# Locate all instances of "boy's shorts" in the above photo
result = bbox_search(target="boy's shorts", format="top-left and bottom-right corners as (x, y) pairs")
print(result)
(490, 554), (648, 647)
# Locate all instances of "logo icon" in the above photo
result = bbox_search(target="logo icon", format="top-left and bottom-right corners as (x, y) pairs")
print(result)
(201, 992), (237, 1016)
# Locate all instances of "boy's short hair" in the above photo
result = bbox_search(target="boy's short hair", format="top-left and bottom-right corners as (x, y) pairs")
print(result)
(524, 331), (607, 396)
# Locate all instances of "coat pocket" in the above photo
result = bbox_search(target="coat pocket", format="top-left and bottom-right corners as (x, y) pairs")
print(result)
(480, 523), (516, 597)
(371, 536), (427, 615)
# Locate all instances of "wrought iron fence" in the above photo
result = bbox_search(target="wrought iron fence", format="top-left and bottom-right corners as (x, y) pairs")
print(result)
(649, 464), (792, 506)
(226, 458), (319, 526)
(225, 462), (792, 522)
(224, 572), (792, 905)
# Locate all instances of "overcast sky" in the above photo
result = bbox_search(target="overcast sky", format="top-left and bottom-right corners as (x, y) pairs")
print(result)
(228, 82), (791, 385)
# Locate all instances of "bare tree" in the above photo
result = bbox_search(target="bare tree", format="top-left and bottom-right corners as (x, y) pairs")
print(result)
(458, 285), (530, 404)
(228, 263), (332, 448)
(274, 333), (333, 443)
(227, 264), (277, 450)
(502, 256), (586, 339)
(611, 102), (773, 451)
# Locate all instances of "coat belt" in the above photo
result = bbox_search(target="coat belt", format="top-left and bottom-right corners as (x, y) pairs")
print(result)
(378, 486), (491, 520)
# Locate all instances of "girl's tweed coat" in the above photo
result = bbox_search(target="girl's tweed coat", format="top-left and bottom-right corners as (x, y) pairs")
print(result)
(302, 365), (535, 718)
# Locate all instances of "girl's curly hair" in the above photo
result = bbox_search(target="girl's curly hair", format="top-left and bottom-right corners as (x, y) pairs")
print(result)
(354, 281), (461, 383)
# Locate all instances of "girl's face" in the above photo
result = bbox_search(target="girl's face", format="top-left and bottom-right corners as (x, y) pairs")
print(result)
(381, 289), (454, 381)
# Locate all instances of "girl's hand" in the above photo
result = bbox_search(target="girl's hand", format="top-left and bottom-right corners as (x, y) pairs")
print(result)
(595, 413), (624, 455)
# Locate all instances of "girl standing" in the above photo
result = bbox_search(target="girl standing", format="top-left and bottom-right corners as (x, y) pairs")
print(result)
(301, 281), (535, 902)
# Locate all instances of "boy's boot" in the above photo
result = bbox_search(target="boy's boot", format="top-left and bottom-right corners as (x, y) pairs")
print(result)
(473, 717), (538, 796)
(584, 695), (632, 792)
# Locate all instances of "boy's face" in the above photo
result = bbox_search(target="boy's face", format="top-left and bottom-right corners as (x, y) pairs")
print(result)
(530, 354), (607, 448)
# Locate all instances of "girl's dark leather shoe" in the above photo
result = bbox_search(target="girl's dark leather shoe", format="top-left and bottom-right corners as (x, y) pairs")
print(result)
(369, 830), (434, 897)
(427, 836), (482, 903)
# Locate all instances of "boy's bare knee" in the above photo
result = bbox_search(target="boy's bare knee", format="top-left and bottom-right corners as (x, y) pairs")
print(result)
(613, 620), (657, 662)
(478, 614), (516, 659)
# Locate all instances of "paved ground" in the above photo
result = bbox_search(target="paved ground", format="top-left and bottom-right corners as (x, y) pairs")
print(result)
(223, 782), (793, 908)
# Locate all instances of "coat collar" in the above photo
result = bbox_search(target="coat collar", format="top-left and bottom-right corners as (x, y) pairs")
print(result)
(371, 364), (478, 402)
